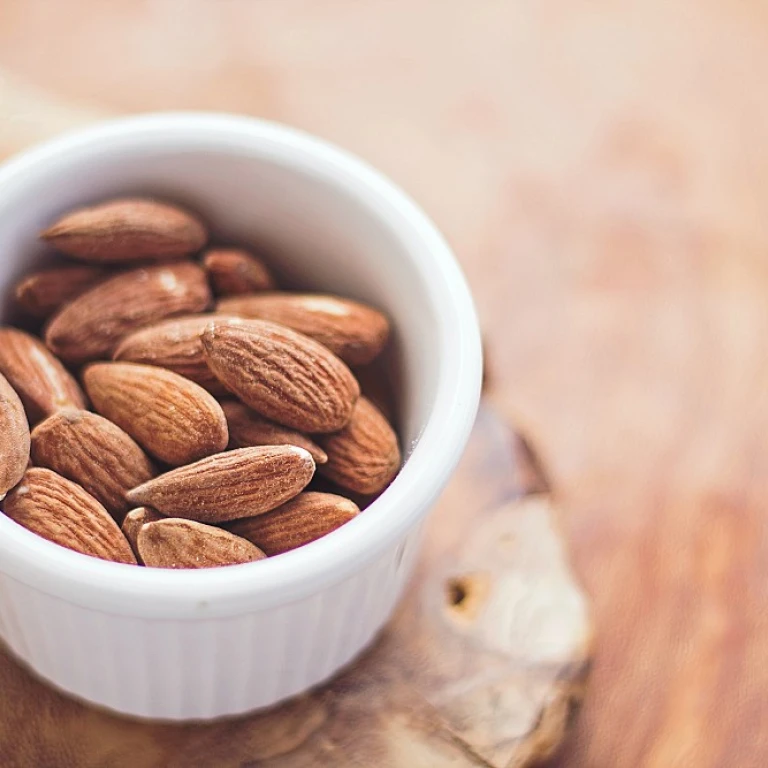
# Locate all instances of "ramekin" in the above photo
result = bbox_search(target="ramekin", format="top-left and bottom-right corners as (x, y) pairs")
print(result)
(0, 113), (482, 720)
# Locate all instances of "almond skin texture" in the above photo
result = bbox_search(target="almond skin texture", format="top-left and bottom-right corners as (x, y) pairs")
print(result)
(137, 518), (266, 569)
(83, 362), (229, 466)
(121, 507), (164, 561)
(14, 265), (107, 320)
(0, 327), (87, 423)
(0, 373), (30, 499)
(31, 409), (155, 522)
(203, 248), (276, 296)
(45, 262), (211, 364)
(218, 292), (390, 366)
(127, 446), (315, 523)
(201, 319), (360, 433)
(3, 468), (136, 564)
(40, 198), (208, 263)
(112, 314), (244, 395)
(318, 397), (401, 495)
(228, 492), (359, 555)
(221, 400), (327, 464)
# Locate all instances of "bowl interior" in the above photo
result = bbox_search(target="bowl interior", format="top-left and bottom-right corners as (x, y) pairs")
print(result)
(0, 116), (480, 613)
(0, 133), (443, 447)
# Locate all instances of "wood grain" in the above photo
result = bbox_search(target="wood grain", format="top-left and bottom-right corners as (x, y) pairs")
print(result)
(2, 1), (766, 762)
(0, 406), (590, 767)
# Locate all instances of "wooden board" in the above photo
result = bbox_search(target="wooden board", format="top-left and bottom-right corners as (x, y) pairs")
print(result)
(0, 405), (591, 767)
(3, 1), (768, 763)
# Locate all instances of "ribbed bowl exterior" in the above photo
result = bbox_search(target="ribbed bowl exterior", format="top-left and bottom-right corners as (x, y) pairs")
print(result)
(0, 526), (422, 720)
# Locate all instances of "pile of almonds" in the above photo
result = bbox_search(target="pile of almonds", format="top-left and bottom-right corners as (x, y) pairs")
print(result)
(0, 198), (401, 569)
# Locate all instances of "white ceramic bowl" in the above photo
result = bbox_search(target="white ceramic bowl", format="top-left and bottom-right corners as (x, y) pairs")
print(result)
(0, 113), (482, 720)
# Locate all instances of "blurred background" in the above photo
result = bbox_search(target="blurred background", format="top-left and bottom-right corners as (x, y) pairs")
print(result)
(4, 2), (768, 765)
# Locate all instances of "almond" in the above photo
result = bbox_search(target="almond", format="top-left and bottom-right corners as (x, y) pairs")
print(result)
(0, 327), (87, 423)
(218, 292), (390, 366)
(318, 396), (401, 495)
(14, 265), (107, 320)
(112, 314), (243, 395)
(127, 446), (315, 523)
(137, 518), (266, 569)
(203, 248), (276, 296)
(40, 198), (207, 263)
(201, 319), (360, 433)
(0, 373), (30, 499)
(121, 507), (164, 560)
(221, 400), (327, 464)
(31, 409), (155, 521)
(83, 362), (229, 466)
(227, 492), (359, 555)
(2, 468), (136, 564)
(45, 262), (211, 364)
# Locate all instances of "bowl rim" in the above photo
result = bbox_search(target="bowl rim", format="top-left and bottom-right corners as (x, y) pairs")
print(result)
(0, 112), (482, 618)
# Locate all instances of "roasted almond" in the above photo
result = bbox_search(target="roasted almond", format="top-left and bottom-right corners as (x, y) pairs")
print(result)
(201, 319), (360, 433)
(0, 373), (30, 499)
(40, 198), (208, 263)
(3, 468), (136, 564)
(14, 265), (107, 320)
(228, 492), (359, 555)
(137, 518), (266, 569)
(127, 446), (315, 523)
(221, 400), (327, 464)
(218, 292), (390, 366)
(0, 327), (86, 423)
(83, 362), (229, 466)
(112, 314), (244, 395)
(45, 262), (212, 364)
(121, 507), (164, 561)
(318, 397), (401, 495)
(31, 409), (155, 521)
(203, 248), (276, 296)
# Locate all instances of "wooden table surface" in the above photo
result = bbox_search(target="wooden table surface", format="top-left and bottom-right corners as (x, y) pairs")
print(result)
(2, 2), (768, 765)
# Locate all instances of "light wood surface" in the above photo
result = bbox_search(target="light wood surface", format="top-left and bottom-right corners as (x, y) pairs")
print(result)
(2, 1), (767, 764)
